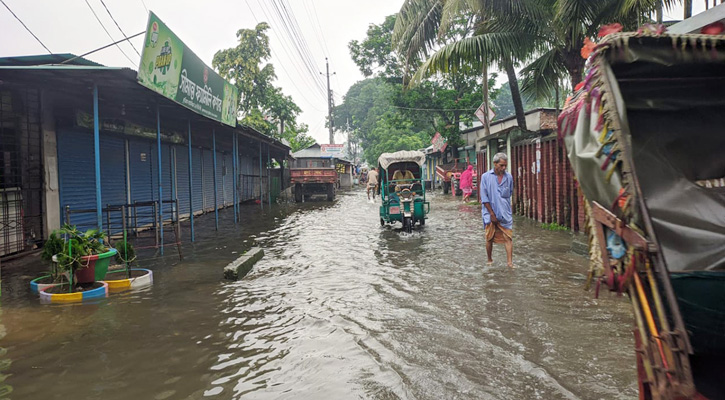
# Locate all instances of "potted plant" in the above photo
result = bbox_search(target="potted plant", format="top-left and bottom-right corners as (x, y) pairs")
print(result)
(104, 239), (154, 292)
(35, 224), (117, 302)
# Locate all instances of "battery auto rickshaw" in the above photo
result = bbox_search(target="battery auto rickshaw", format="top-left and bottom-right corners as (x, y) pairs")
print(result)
(378, 151), (430, 232)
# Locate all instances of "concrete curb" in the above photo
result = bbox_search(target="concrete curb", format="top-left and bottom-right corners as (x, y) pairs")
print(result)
(224, 248), (264, 280)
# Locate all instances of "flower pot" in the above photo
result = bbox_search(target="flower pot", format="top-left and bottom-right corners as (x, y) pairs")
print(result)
(103, 268), (153, 292)
(74, 249), (117, 284)
(39, 281), (108, 304)
(30, 275), (59, 294)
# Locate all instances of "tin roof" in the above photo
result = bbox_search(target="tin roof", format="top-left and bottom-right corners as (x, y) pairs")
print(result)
(0, 53), (104, 67)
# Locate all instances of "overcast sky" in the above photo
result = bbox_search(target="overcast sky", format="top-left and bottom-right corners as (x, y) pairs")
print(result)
(0, 0), (709, 144)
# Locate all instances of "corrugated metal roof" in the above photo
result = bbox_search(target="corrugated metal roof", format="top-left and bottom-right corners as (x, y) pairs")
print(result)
(0, 53), (104, 67)
(292, 144), (322, 158)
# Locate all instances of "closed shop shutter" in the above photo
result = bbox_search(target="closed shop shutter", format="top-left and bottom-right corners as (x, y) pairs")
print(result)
(57, 129), (95, 230)
(202, 149), (214, 211)
(100, 134), (126, 235)
(175, 145), (190, 217)
(223, 153), (233, 206)
(161, 143), (173, 218)
(128, 139), (155, 228)
(192, 147), (203, 213)
(216, 151), (224, 207)
(58, 130), (127, 233)
(239, 155), (255, 201)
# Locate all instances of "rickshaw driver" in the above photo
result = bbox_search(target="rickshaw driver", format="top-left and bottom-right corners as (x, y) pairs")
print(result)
(392, 169), (415, 194)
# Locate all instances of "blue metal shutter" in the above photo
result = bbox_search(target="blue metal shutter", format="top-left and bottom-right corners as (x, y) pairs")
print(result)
(128, 139), (154, 228)
(223, 153), (233, 206)
(57, 129), (95, 230)
(216, 151), (224, 208)
(192, 147), (203, 213)
(202, 149), (214, 211)
(175, 144), (190, 217)
(100, 134), (127, 235)
(161, 143), (173, 218)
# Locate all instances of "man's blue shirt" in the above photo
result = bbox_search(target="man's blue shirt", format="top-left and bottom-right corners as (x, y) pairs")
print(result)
(480, 169), (514, 229)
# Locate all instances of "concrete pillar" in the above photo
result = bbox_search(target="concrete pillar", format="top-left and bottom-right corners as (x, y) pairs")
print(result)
(40, 90), (60, 235)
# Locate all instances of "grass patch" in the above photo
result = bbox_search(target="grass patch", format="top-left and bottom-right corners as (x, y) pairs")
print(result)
(541, 222), (569, 231)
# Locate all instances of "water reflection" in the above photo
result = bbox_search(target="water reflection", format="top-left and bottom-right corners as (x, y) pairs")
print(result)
(1, 190), (636, 399)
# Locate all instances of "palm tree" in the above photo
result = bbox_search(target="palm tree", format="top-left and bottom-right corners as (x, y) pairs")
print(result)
(394, 0), (683, 116)
(393, 0), (538, 130)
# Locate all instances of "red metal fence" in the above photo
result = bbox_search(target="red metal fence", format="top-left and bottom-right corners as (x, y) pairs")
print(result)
(510, 138), (585, 232)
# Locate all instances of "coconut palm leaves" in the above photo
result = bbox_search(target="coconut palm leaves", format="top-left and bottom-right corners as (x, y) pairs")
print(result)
(394, 0), (684, 110)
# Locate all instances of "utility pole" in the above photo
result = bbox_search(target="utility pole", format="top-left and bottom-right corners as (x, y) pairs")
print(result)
(321, 58), (335, 144)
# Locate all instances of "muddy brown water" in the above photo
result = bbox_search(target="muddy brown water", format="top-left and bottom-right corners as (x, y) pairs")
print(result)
(0, 190), (637, 399)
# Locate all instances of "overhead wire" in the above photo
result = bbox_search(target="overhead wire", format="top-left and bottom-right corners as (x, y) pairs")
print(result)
(307, 0), (331, 57)
(269, 0), (327, 94)
(139, 0), (148, 13)
(255, 0), (327, 100)
(279, 0), (328, 90)
(84, 0), (137, 67)
(0, 0), (52, 53)
(242, 0), (324, 111)
(98, 0), (142, 57)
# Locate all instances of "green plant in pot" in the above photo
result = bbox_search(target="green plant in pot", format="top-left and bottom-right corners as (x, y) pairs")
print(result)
(40, 224), (117, 289)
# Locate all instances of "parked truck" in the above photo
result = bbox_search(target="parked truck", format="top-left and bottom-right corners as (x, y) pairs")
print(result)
(290, 167), (337, 202)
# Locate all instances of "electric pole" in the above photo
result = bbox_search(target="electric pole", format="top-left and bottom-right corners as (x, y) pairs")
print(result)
(321, 58), (335, 144)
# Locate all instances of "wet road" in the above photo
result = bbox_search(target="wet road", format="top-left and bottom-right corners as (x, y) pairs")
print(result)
(1, 190), (637, 399)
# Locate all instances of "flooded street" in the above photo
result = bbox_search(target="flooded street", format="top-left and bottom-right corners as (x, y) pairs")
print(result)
(1, 190), (637, 399)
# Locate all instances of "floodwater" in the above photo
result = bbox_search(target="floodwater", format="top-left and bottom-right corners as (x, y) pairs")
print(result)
(0, 190), (638, 399)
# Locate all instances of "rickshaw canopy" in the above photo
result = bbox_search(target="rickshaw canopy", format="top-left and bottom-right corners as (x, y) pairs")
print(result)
(377, 150), (426, 170)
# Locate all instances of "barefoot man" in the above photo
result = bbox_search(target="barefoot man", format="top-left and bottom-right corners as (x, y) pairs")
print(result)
(480, 153), (514, 267)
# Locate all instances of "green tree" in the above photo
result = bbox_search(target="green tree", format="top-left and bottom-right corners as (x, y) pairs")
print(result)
(348, 15), (405, 79)
(214, 22), (313, 149)
(341, 14), (497, 164)
(393, 0), (673, 126)
(213, 23), (276, 115)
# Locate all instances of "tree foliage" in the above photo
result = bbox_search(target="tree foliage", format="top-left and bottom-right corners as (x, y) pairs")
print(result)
(213, 22), (311, 150)
(339, 14), (497, 165)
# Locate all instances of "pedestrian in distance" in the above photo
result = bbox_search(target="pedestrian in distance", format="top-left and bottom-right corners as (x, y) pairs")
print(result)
(459, 165), (474, 202)
(367, 167), (379, 200)
(480, 153), (514, 268)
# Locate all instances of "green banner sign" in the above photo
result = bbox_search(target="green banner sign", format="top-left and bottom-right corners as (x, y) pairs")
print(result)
(137, 12), (238, 127)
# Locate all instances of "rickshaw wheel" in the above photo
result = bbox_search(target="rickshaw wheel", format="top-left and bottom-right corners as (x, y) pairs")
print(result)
(380, 218), (385, 226)
(403, 217), (413, 233)
(419, 218), (425, 226)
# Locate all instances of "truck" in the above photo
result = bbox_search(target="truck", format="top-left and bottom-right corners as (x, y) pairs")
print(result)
(435, 157), (475, 195)
(290, 167), (337, 202)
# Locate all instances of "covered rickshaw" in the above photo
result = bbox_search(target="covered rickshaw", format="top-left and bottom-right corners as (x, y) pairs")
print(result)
(559, 30), (725, 400)
(378, 151), (430, 232)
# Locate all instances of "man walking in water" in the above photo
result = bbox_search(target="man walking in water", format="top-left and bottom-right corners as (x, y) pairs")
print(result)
(367, 167), (379, 200)
(480, 153), (514, 267)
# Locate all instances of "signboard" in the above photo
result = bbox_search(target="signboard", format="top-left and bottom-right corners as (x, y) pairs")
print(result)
(431, 132), (447, 153)
(336, 163), (347, 174)
(474, 102), (496, 126)
(320, 144), (344, 158)
(137, 12), (239, 127)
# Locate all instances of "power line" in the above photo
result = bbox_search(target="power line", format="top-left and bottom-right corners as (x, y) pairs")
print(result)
(139, 0), (148, 13)
(98, 0), (142, 57)
(59, 31), (145, 65)
(270, 0), (327, 93)
(307, 0), (331, 57)
(257, 0), (327, 98)
(0, 0), (52, 53)
(242, 0), (324, 111)
(84, 0), (136, 67)
(279, 0), (328, 90)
